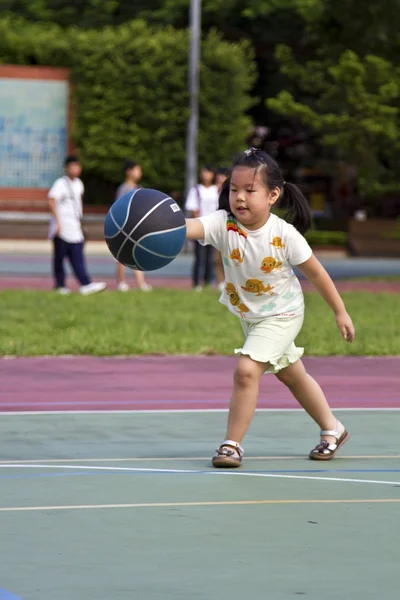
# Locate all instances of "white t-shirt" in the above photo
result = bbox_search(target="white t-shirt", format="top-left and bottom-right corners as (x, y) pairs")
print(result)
(199, 210), (313, 321)
(48, 176), (85, 243)
(185, 184), (219, 217)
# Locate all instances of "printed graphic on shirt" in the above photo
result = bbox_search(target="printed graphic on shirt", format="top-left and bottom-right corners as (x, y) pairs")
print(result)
(270, 237), (285, 249)
(230, 248), (244, 265)
(241, 279), (275, 296)
(226, 283), (249, 317)
(198, 210), (311, 321)
(260, 302), (277, 313)
(226, 217), (247, 239)
(260, 256), (282, 274)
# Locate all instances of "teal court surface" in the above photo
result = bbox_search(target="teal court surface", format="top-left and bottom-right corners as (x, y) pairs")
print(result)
(1, 408), (400, 600)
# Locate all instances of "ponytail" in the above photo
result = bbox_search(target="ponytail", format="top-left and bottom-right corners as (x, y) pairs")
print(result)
(217, 149), (312, 233)
(218, 176), (231, 212)
(281, 182), (312, 234)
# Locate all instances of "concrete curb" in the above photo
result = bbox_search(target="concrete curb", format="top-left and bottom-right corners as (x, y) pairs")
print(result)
(0, 239), (347, 259)
(0, 240), (110, 256)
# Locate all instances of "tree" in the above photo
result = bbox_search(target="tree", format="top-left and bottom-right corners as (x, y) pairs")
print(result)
(293, 0), (400, 61)
(267, 46), (400, 197)
(0, 18), (256, 201)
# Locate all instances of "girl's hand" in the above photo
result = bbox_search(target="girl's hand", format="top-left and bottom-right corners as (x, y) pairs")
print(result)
(335, 311), (355, 343)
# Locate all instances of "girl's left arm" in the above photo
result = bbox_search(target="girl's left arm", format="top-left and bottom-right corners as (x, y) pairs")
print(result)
(297, 254), (355, 342)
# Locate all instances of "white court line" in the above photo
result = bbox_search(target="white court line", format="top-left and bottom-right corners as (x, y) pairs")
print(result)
(1, 498), (400, 513)
(1, 407), (400, 416)
(0, 454), (399, 464)
(1, 463), (400, 486)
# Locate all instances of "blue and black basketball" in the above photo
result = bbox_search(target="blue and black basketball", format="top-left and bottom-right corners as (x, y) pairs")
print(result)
(104, 188), (186, 271)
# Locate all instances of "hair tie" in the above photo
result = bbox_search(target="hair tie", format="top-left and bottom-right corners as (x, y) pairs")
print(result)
(244, 147), (261, 156)
(283, 181), (286, 187)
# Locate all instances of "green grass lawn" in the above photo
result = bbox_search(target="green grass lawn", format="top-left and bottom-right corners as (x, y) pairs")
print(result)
(0, 288), (398, 357)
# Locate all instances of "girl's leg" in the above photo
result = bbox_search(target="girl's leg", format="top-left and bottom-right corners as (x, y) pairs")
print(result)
(134, 269), (152, 291)
(116, 263), (126, 284)
(275, 359), (338, 444)
(225, 355), (266, 443)
(212, 355), (266, 467)
(192, 241), (203, 289)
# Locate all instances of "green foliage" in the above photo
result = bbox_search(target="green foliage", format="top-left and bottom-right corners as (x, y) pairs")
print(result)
(305, 230), (347, 247)
(1, 0), (304, 29)
(294, 0), (400, 61)
(6, 0), (400, 201)
(0, 17), (256, 198)
(268, 47), (400, 197)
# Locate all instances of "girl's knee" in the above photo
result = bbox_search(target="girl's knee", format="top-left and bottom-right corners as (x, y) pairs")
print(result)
(275, 361), (305, 387)
(234, 357), (263, 387)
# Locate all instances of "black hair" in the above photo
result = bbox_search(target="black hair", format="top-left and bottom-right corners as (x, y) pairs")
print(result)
(202, 164), (215, 173)
(64, 155), (79, 166)
(124, 159), (137, 172)
(216, 167), (230, 177)
(218, 148), (312, 234)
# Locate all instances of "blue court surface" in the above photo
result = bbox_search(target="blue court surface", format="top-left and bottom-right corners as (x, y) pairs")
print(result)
(0, 408), (399, 600)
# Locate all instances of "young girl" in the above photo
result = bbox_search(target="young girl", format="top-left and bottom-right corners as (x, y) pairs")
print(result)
(185, 148), (355, 468)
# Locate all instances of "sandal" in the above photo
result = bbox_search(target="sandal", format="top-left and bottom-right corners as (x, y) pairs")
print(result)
(212, 440), (244, 468)
(309, 420), (349, 461)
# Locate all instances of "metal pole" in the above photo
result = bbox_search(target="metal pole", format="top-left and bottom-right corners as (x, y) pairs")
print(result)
(184, 0), (201, 201)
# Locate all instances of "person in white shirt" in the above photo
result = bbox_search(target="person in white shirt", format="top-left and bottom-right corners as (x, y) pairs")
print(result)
(48, 155), (106, 295)
(185, 148), (355, 468)
(114, 159), (152, 292)
(185, 165), (219, 290)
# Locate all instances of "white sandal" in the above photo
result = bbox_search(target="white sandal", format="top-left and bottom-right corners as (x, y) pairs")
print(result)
(309, 420), (349, 461)
(212, 440), (244, 468)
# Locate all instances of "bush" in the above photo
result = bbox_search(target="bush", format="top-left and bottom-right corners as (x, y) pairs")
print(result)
(0, 18), (256, 202)
(305, 230), (347, 246)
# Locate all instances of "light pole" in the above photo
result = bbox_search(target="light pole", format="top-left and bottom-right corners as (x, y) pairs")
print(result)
(184, 0), (201, 200)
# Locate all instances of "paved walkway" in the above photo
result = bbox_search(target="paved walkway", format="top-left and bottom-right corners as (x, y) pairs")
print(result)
(0, 240), (399, 292)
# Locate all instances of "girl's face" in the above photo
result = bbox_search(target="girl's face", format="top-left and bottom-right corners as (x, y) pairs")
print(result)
(229, 167), (280, 230)
(200, 168), (214, 186)
(128, 165), (142, 183)
(216, 173), (228, 190)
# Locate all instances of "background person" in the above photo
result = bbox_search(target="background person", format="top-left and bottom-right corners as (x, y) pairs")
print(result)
(115, 159), (152, 292)
(48, 155), (107, 295)
(185, 165), (219, 291)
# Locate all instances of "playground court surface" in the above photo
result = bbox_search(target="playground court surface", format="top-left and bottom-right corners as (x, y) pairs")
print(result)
(1, 240), (399, 599)
(0, 355), (399, 600)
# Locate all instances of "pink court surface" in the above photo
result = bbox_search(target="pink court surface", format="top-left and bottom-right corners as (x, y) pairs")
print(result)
(1, 354), (400, 600)
(0, 355), (399, 411)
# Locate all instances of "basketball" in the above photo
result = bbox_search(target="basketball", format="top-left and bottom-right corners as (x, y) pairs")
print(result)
(104, 188), (186, 271)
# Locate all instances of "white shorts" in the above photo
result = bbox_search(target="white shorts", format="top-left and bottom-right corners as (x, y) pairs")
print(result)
(235, 314), (304, 374)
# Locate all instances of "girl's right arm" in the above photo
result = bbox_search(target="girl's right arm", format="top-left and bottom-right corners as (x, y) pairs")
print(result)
(186, 218), (205, 240)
